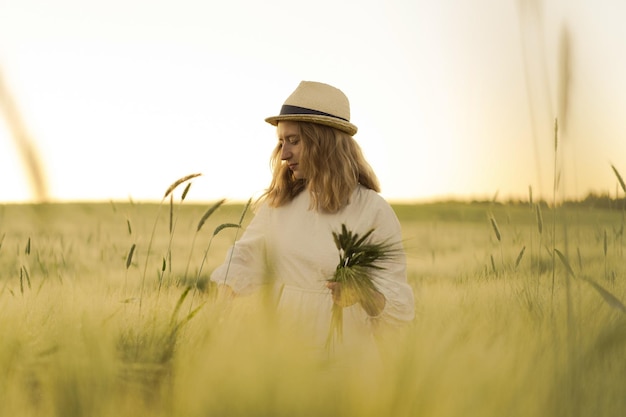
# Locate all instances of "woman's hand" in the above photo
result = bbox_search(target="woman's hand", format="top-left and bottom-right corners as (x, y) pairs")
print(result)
(326, 281), (386, 316)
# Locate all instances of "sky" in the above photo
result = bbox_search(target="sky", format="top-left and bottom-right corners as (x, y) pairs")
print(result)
(1, 0), (625, 204)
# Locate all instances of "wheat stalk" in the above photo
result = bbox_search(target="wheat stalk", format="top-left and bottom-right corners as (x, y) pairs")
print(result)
(182, 199), (226, 308)
(138, 173), (202, 316)
(325, 224), (397, 350)
(612, 164), (626, 194)
(555, 249), (626, 314)
(163, 173), (201, 199)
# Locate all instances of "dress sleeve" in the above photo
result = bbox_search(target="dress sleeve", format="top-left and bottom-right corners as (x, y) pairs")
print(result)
(209, 203), (270, 295)
(368, 200), (416, 325)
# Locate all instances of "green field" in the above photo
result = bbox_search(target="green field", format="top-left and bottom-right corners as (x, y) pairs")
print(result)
(1, 199), (625, 417)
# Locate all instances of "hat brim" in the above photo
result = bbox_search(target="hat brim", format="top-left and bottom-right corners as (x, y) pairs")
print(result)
(265, 114), (358, 136)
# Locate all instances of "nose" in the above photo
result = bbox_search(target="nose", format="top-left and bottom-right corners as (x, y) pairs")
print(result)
(280, 143), (292, 160)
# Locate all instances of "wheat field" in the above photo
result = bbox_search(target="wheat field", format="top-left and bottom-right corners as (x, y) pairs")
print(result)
(0, 196), (624, 417)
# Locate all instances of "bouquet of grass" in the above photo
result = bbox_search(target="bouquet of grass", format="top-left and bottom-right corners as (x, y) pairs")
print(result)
(325, 224), (397, 350)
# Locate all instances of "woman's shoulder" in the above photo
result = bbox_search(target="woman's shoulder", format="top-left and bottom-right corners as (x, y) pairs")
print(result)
(352, 185), (399, 220)
(351, 186), (402, 237)
(354, 185), (392, 208)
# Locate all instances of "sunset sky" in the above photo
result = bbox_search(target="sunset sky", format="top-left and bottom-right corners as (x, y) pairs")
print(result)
(1, 0), (625, 204)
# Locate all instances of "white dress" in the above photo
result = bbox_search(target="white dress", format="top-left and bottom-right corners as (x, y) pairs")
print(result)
(210, 185), (415, 358)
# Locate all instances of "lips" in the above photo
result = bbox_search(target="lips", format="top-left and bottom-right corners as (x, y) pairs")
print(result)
(288, 163), (298, 170)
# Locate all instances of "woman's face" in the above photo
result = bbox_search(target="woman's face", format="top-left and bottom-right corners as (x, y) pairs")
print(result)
(277, 121), (305, 179)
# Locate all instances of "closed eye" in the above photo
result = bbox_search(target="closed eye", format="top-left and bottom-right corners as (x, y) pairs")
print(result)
(278, 135), (300, 146)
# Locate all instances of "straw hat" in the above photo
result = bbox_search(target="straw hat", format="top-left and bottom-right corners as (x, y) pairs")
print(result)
(265, 81), (358, 136)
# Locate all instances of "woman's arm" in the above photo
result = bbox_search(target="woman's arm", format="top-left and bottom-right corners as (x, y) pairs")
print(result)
(210, 204), (270, 295)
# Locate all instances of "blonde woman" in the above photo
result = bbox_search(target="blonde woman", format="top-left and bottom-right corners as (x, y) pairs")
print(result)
(210, 81), (415, 357)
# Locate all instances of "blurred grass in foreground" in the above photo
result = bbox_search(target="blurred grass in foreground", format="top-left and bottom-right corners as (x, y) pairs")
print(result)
(0, 200), (625, 417)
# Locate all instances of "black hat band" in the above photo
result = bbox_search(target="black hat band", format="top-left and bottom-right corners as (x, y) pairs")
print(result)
(279, 105), (349, 122)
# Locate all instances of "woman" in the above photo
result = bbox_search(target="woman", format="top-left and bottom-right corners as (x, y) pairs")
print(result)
(210, 81), (415, 356)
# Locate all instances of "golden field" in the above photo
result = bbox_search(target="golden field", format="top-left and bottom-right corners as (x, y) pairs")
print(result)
(0, 198), (625, 417)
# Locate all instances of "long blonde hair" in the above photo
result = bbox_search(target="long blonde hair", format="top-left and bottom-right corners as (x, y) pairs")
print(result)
(262, 122), (380, 213)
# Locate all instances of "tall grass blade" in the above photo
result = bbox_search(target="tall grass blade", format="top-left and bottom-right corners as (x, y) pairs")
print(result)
(197, 199), (226, 232)
(181, 182), (192, 201)
(555, 248), (575, 277)
(515, 246), (526, 269)
(239, 198), (253, 225)
(183, 199), (226, 283)
(22, 266), (31, 289)
(557, 26), (572, 133)
(611, 164), (626, 194)
(554, 249), (625, 312)
(173, 286), (206, 337)
(489, 215), (501, 242)
(126, 244), (136, 269)
(168, 194), (173, 235)
(581, 277), (626, 314)
(535, 204), (543, 235)
(170, 286), (192, 328)
(554, 118), (559, 152)
(213, 223), (241, 237)
(0, 66), (49, 201)
(174, 302), (206, 336)
(163, 173), (202, 199)
(221, 199), (255, 286)
(192, 202), (251, 292)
